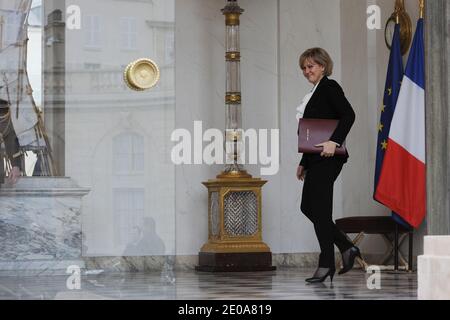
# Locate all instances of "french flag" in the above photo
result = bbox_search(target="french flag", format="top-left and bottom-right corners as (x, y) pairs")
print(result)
(375, 19), (426, 229)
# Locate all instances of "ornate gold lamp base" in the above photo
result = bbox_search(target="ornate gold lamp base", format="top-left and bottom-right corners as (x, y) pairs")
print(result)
(196, 252), (275, 272)
(196, 175), (276, 272)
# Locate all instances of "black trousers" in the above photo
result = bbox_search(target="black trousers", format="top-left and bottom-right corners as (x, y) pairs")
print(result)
(301, 158), (353, 268)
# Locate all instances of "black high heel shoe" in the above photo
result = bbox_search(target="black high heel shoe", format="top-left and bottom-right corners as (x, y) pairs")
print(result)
(339, 246), (362, 275)
(306, 268), (335, 283)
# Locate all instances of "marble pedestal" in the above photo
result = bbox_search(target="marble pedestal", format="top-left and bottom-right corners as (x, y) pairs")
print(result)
(418, 236), (450, 299)
(0, 177), (90, 275)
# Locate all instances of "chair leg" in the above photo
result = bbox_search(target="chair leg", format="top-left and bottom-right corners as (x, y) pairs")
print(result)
(408, 231), (414, 271)
(353, 232), (365, 245)
(380, 233), (409, 269)
(381, 234), (394, 264)
(397, 234), (409, 268)
(394, 224), (399, 270)
(356, 256), (369, 271)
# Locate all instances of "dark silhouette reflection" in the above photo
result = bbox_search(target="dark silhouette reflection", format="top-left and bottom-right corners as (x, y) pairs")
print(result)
(121, 217), (175, 286)
(123, 217), (165, 256)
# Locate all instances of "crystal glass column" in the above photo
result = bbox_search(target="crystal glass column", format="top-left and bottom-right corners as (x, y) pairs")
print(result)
(197, 0), (274, 273)
(221, 0), (248, 176)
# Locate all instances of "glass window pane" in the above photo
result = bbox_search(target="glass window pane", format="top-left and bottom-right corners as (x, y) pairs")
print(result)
(0, 0), (175, 266)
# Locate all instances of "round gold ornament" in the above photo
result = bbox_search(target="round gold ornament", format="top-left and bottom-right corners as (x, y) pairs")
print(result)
(124, 58), (160, 91)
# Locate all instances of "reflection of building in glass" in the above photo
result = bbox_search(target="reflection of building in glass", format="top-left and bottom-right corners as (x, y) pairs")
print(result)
(113, 188), (145, 247)
(112, 132), (145, 249)
(84, 15), (101, 49)
(0, 0), (54, 177)
(4, 10), (22, 45)
(113, 132), (144, 174)
(39, 0), (176, 256)
(120, 17), (137, 51)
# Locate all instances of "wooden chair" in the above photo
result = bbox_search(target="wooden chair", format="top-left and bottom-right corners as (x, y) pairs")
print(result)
(335, 216), (413, 271)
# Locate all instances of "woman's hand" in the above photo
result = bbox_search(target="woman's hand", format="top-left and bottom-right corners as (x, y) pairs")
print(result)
(315, 141), (337, 157)
(297, 165), (306, 181)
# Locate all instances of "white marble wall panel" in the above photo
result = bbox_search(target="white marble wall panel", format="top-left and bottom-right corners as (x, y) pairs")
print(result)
(175, 0), (225, 255)
(279, 0), (343, 253)
(175, 0), (279, 254)
(240, 0), (279, 252)
(339, 0), (386, 254)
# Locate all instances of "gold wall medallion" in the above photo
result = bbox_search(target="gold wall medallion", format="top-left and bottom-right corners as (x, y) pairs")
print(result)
(124, 58), (160, 91)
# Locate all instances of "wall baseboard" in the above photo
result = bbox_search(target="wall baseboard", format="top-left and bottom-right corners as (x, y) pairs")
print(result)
(81, 252), (416, 272)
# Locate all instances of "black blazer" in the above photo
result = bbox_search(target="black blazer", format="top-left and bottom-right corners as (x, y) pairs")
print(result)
(299, 76), (355, 169)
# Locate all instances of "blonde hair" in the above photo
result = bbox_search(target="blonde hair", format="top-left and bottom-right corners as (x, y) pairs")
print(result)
(299, 47), (333, 77)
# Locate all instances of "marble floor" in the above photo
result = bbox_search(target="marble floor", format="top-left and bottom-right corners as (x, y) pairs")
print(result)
(0, 268), (417, 300)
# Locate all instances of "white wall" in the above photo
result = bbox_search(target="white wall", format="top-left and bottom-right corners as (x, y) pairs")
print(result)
(175, 0), (425, 258)
(175, 0), (279, 254)
(279, 0), (342, 253)
(175, 0), (342, 255)
(375, 0), (426, 256)
(339, 0), (424, 255)
(58, 0), (425, 258)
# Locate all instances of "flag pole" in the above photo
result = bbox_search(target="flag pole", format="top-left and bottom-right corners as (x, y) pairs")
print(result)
(395, 0), (400, 24)
(419, 0), (424, 19)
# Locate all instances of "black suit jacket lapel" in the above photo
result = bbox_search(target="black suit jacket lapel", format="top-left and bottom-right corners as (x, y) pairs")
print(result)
(303, 76), (328, 116)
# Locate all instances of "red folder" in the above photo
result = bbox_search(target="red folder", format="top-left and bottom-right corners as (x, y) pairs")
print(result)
(298, 118), (347, 155)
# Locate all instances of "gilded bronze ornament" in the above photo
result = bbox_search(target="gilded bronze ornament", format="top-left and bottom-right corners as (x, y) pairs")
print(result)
(384, 0), (412, 56)
(124, 58), (160, 91)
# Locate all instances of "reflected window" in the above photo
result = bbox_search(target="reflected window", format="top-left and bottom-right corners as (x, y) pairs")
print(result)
(4, 12), (22, 46)
(84, 15), (102, 49)
(113, 132), (144, 174)
(29, 5), (42, 27)
(165, 32), (174, 65)
(120, 17), (137, 51)
(113, 188), (145, 247)
(84, 63), (101, 70)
